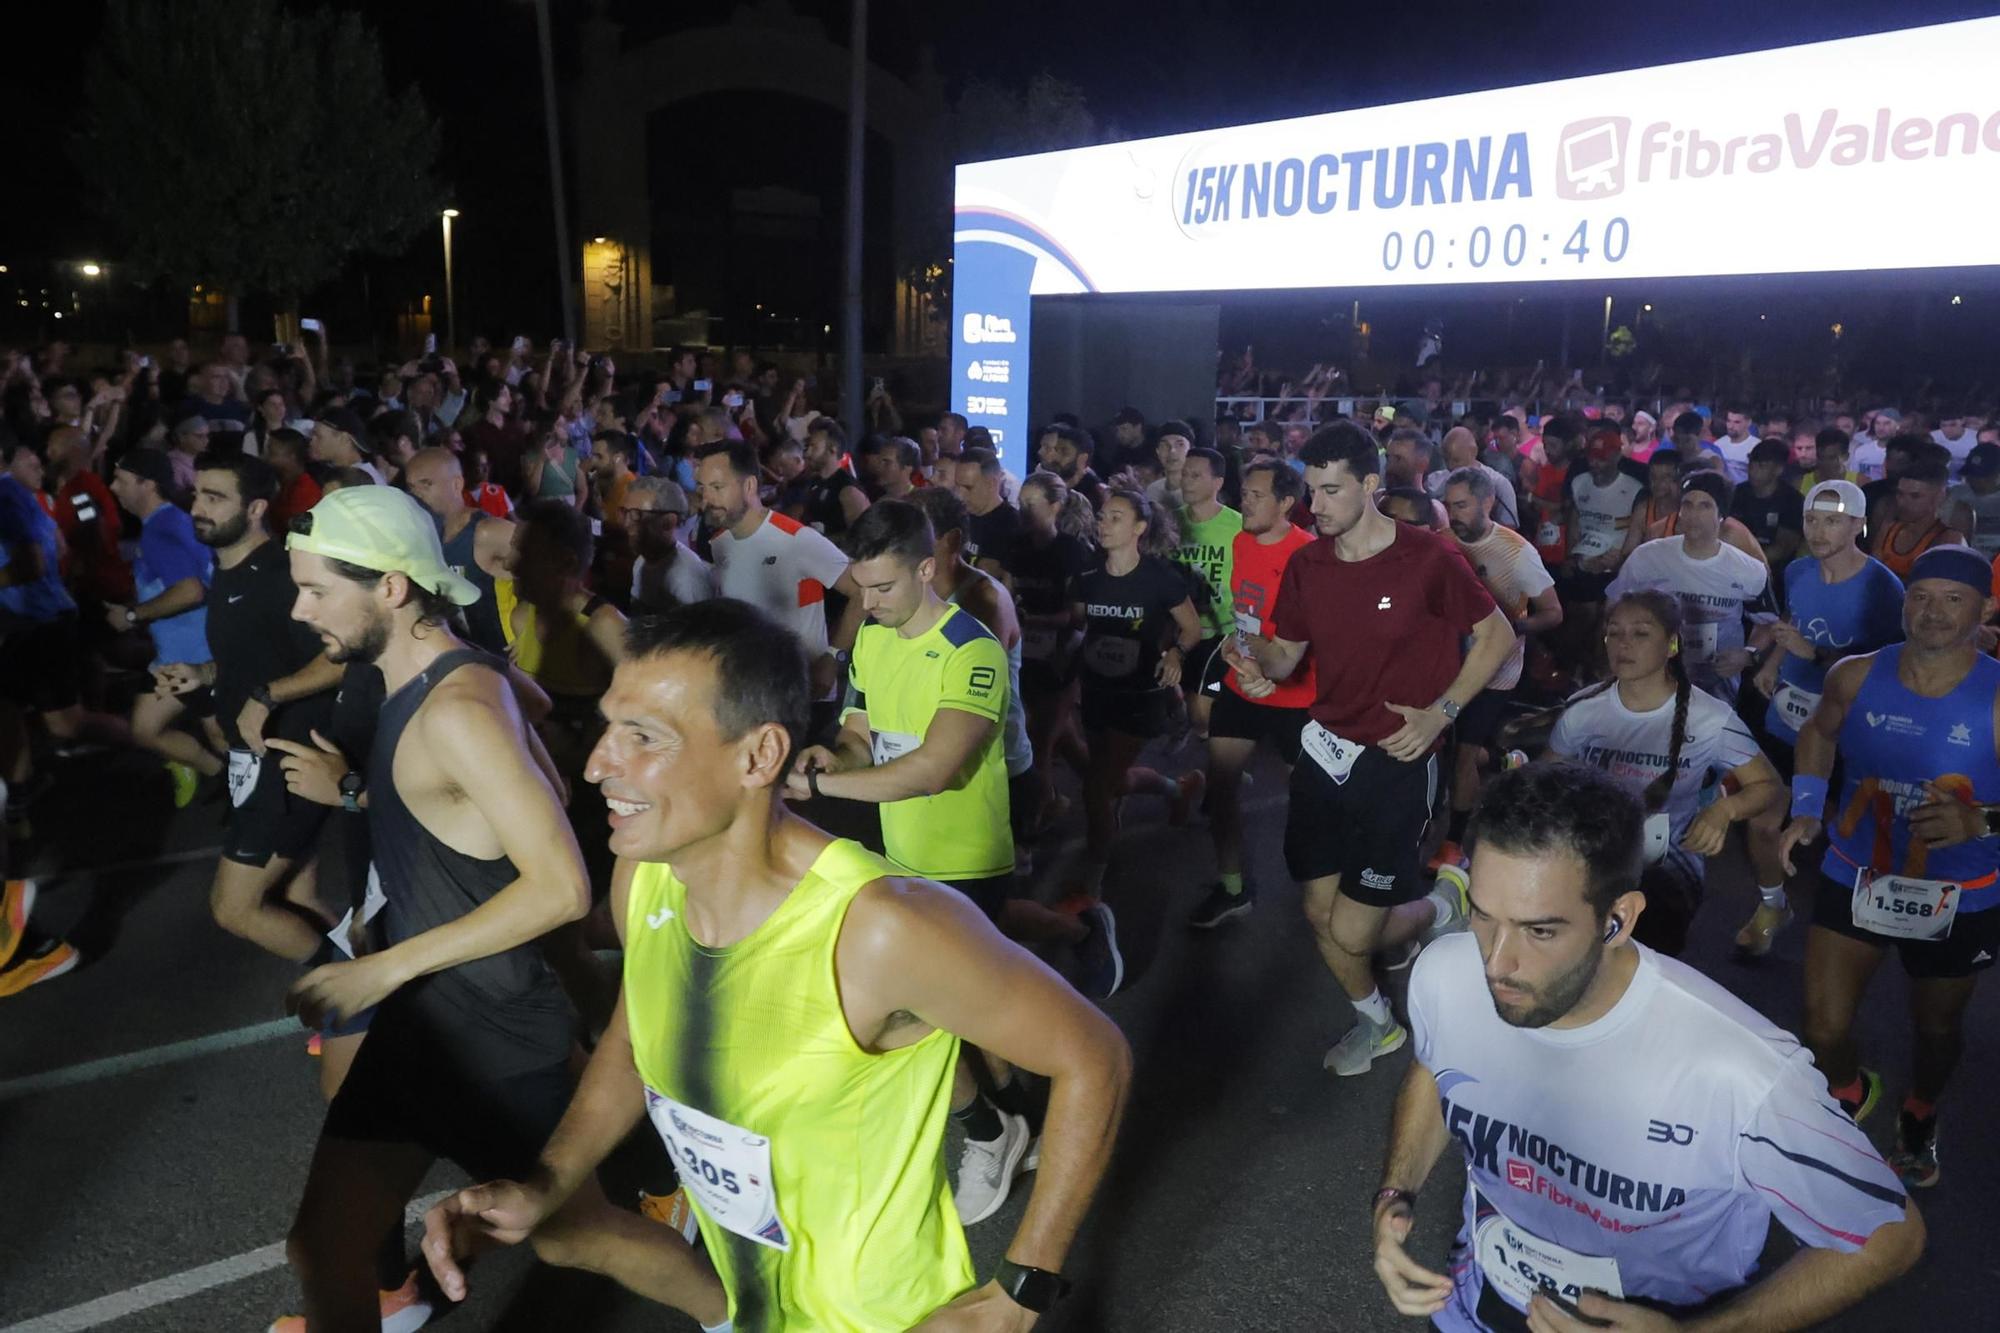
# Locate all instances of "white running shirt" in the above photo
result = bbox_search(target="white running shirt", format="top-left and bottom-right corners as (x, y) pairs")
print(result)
(1568, 471), (1644, 559)
(1608, 536), (1768, 695)
(709, 509), (848, 658)
(1454, 524), (1553, 690)
(1711, 435), (1758, 485)
(1411, 933), (1906, 1331)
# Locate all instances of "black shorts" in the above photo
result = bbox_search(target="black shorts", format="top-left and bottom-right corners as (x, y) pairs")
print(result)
(321, 1011), (574, 1181)
(1206, 685), (1306, 766)
(1811, 872), (2000, 980)
(1020, 657), (1073, 702)
(939, 873), (1012, 924)
(0, 614), (81, 714)
(1456, 687), (1514, 750)
(1554, 567), (1615, 604)
(1284, 739), (1436, 905)
(223, 747), (330, 867)
(1183, 636), (1227, 697)
(1080, 683), (1174, 740)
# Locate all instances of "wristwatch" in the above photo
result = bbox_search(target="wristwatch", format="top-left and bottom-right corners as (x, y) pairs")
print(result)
(338, 770), (366, 814)
(123, 607), (139, 627)
(1373, 1186), (1419, 1214)
(250, 683), (277, 710)
(994, 1259), (1070, 1313)
(1433, 697), (1461, 722)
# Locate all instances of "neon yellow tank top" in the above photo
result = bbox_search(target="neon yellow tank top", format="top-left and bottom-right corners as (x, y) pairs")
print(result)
(624, 839), (974, 1330)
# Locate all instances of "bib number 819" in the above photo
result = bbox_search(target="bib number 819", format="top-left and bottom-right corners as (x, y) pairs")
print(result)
(677, 1144), (743, 1195)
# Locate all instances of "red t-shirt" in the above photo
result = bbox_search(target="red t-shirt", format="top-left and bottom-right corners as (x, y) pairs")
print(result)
(1529, 456), (1572, 565)
(55, 471), (134, 603)
(465, 482), (513, 519)
(1272, 521), (1497, 745)
(268, 471), (324, 537)
(1228, 524), (1318, 708)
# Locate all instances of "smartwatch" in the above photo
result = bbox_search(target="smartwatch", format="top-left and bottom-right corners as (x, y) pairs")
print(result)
(994, 1259), (1070, 1313)
(250, 683), (277, 710)
(338, 770), (366, 814)
(1434, 697), (1461, 722)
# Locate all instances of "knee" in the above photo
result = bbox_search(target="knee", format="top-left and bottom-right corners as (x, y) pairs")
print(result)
(208, 873), (259, 937)
(1327, 917), (1378, 958)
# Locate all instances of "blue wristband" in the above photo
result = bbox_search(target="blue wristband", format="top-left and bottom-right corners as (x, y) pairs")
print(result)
(1791, 775), (1829, 819)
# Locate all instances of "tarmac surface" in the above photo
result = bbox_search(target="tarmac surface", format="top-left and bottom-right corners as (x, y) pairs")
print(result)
(2, 741), (1993, 1332)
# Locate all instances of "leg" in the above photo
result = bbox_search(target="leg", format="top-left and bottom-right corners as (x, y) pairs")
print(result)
(209, 856), (329, 961)
(1906, 975), (1978, 1106)
(529, 1174), (728, 1324)
(1078, 727), (1146, 889)
(1321, 892), (1392, 1000)
(1205, 736), (1255, 880)
(318, 1032), (366, 1103)
(1801, 925), (1889, 1092)
(129, 691), (220, 773)
(39, 702), (132, 749)
(286, 1135), (434, 1333)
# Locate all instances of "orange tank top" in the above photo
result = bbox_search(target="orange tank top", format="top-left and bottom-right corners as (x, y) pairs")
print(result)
(1876, 520), (1947, 580)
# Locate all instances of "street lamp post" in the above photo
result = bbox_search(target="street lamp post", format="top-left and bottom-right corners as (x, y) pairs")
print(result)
(441, 209), (460, 354)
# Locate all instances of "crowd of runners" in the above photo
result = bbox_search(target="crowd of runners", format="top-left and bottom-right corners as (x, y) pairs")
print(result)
(4, 334), (1986, 1329)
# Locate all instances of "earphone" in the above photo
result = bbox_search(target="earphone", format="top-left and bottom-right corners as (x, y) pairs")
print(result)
(1603, 915), (1623, 942)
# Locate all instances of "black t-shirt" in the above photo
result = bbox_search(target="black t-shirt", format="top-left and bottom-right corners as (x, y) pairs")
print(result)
(205, 537), (334, 748)
(1729, 481), (1804, 550)
(805, 468), (863, 538)
(1007, 530), (1090, 616)
(1071, 468), (1109, 516)
(966, 501), (1021, 568)
(1069, 554), (1190, 691)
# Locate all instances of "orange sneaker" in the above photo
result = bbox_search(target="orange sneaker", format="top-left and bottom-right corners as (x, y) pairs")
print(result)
(0, 879), (34, 970)
(0, 938), (79, 998)
(637, 1187), (701, 1245)
(266, 1271), (432, 1333)
(306, 1031), (324, 1058)
(1169, 770), (1206, 827)
(1427, 840), (1465, 873)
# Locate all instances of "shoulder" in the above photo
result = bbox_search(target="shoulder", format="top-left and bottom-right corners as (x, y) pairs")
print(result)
(766, 509), (807, 536)
(1640, 950), (1804, 1089)
(939, 604), (1000, 651)
(417, 660), (517, 739)
(841, 872), (992, 965)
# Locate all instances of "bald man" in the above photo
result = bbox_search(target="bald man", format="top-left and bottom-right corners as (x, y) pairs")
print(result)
(1425, 425), (1520, 530)
(403, 447), (515, 654)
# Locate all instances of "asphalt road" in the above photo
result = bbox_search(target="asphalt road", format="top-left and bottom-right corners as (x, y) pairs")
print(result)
(2, 743), (1994, 1332)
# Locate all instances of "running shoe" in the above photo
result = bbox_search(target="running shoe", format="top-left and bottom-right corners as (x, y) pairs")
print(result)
(1838, 1067), (1885, 1124)
(952, 1109), (1031, 1226)
(1380, 939), (1422, 972)
(166, 759), (200, 810)
(267, 1272), (433, 1333)
(1889, 1111), (1940, 1189)
(1732, 902), (1794, 959)
(1168, 770), (1206, 827)
(306, 1032), (323, 1058)
(1, 879), (34, 969)
(1324, 1018), (1407, 1077)
(1424, 865), (1471, 943)
(0, 938), (80, 997)
(1426, 839), (1466, 873)
(1074, 902), (1124, 999)
(638, 1187), (702, 1244)
(1188, 882), (1254, 930)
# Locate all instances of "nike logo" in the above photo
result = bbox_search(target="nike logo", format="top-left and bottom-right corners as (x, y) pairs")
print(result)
(646, 907), (675, 929)
(227, 594), (244, 603)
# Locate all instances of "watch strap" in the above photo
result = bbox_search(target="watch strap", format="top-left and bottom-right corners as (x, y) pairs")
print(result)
(995, 1259), (1070, 1313)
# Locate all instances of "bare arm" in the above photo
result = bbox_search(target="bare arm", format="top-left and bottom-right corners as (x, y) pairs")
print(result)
(1680, 1206), (1924, 1332)
(1442, 606), (1516, 707)
(839, 482), (871, 525)
(135, 576), (207, 621)
(1371, 1059), (1456, 1318)
(828, 566), (866, 653)
(1249, 632), (1310, 683)
(814, 707), (997, 803)
(1516, 584), (1563, 636)
(1779, 654), (1868, 870)
(473, 515), (517, 578)
(583, 601), (628, 670)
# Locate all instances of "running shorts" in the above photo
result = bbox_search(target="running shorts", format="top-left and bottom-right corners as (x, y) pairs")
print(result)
(1284, 741), (1435, 906)
(1080, 684), (1174, 741)
(223, 747), (330, 867)
(1206, 686), (1306, 766)
(1811, 873), (2000, 980)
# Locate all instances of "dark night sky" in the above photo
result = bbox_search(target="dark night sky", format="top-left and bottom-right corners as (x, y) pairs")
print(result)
(4, 0), (1995, 339)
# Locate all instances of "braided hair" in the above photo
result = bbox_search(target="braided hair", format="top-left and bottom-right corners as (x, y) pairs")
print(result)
(1573, 589), (1691, 813)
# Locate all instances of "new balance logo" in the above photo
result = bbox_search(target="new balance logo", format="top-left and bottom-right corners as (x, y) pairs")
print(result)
(763, 555), (778, 566)
(1376, 596), (1393, 611)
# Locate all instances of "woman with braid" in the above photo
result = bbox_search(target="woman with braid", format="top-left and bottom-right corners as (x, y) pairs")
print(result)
(1542, 591), (1783, 954)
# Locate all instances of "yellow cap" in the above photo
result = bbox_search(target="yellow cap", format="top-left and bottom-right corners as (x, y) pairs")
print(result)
(286, 485), (481, 606)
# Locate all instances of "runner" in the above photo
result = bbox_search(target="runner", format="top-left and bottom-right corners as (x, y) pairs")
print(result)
(425, 598), (1131, 1330)
(1439, 467), (1564, 864)
(1067, 488), (1205, 906)
(1731, 437), (1806, 568)
(1942, 441), (2000, 558)
(622, 476), (713, 614)
(1237, 423), (1515, 1076)
(1372, 761), (1922, 1331)
(1739, 481), (1905, 957)
(0, 744), (78, 996)
(1545, 591), (1782, 955)
(1780, 544), (2000, 1189)
(1712, 403), (1760, 482)
(798, 417), (871, 539)
(1170, 447), (1242, 735)
(269, 485), (600, 1332)
(1037, 423), (1109, 514)
(402, 447), (514, 656)
(1796, 427), (1857, 496)
(1871, 450), (1965, 581)
(1608, 473), (1769, 700)
(1525, 414), (1580, 571)
(1192, 459), (1315, 927)
(1555, 426), (1644, 683)
(953, 445), (1020, 585)
(1006, 471), (1096, 840)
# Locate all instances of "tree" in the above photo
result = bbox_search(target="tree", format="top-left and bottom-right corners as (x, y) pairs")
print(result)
(73, 0), (444, 326)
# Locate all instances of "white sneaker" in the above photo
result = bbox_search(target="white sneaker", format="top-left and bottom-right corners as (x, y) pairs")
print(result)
(953, 1109), (1031, 1225)
(1324, 1019), (1408, 1077)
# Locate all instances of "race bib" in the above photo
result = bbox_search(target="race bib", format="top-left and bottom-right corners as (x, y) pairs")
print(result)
(1573, 527), (1616, 559)
(1642, 811), (1670, 864)
(1301, 721), (1364, 785)
(1233, 610), (1263, 637)
(870, 729), (920, 767)
(1536, 521), (1563, 547)
(325, 864), (388, 959)
(1475, 1194), (1624, 1314)
(1022, 626), (1058, 662)
(1771, 682), (1821, 732)
(644, 1089), (790, 1251)
(1082, 635), (1141, 679)
(1682, 620), (1720, 666)
(1851, 868), (1958, 941)
(226, 749), (261, 809)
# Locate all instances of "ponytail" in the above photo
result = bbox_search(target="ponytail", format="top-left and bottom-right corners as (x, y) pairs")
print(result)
(1109, 486), (1181, 557)
(1026, 470), (1099, 547)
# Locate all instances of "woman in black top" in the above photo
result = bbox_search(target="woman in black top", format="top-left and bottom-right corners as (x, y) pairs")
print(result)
(1008, 471), (1095, 834)
(1066, 488), (1203, 905)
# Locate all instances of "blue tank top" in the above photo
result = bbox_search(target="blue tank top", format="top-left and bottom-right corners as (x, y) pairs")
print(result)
(439, 511), (506, 656)
(1764, 556), (1904, 743)
(1822, 644), (2000, 909)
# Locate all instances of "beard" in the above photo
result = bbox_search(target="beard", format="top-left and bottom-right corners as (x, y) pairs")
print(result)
(322, 606), (392, 664)
(193, 511), (249, 548)
(1487, 942), (1604, 1029)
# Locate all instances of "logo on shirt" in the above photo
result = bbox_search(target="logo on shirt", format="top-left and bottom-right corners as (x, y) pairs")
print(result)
(646, 907), (675, 929)
(1376, 596), (1393, 611)
(1948, 722), (1973, 747)
(1863, 710), (1923, 737)
(1443, 1097), (1690, 1228)
(1645, 1120), (1696, 1145)
(966, 666), (998, 696)
(763, 555), (778, 566)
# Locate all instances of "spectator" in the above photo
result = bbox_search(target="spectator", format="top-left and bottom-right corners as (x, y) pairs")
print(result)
(44, 425), (133, 607)
(307, 407), (384, 484)
(460, 382), (529, 496)
(861, 434), (922, 502)
(190, 361), (250, 443)
(623, 476), (712, 614)
(523, 417), (587, 508)
(461, 444), (513, 518)
(165, 408), (210, 498)
(262, 428), (321, 535)
(589, 430), (639, 527)
(245, 385), (290, 458)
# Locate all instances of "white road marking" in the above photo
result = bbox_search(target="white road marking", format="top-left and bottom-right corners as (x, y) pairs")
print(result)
(0, 1017), (300, 1103)
(0, 1190), (456, 1333)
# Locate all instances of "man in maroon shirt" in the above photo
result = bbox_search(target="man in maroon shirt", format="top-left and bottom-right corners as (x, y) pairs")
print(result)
(45, 426), (133, 605)
(1233, 421), (1514, 1078)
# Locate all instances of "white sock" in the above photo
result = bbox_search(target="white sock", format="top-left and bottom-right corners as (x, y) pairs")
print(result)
(1353, 989), (1393, 1027)
(1758, 883), (1787, 909)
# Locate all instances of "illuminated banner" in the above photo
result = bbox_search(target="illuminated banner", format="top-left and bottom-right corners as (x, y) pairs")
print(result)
(951, 17), (2000, 460)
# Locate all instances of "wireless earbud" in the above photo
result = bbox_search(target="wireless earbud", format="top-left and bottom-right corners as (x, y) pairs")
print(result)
(1604, 915), (1623, 942)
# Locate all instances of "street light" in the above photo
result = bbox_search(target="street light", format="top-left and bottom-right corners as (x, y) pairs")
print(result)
(440, 209), (459, 354)
(80, 263), (102, 277)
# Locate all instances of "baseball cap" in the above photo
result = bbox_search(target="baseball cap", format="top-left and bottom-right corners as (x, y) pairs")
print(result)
(114, 448), (178, 492)
(1804, 479), (1867, 516)
(1962, 442), (2000, 479)
(1586, 429), (1624, 463)
(1680, 472), (1731, 508)
(287, 485), (481, 606)
(1372, 402), (1397, 424)
(315, 405), (371, 444)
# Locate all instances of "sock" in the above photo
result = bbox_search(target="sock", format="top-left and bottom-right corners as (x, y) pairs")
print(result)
(702, 1321), (734, 1333)
(1353, 989), (1393, 1028)
(1447, 808), (1470, 845)
(951, 1093), (1004, 1143)
(1903, 1095), (1937, 1122)
(1219, 870), (1245, 897)
(1829, 1075), (1864, 1106)
(988, 1073), (1030, 1119)
(1758, 883), (1786, 909)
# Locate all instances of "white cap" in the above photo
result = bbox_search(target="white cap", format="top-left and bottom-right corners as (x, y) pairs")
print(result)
(1805, 479), (1866, 516)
